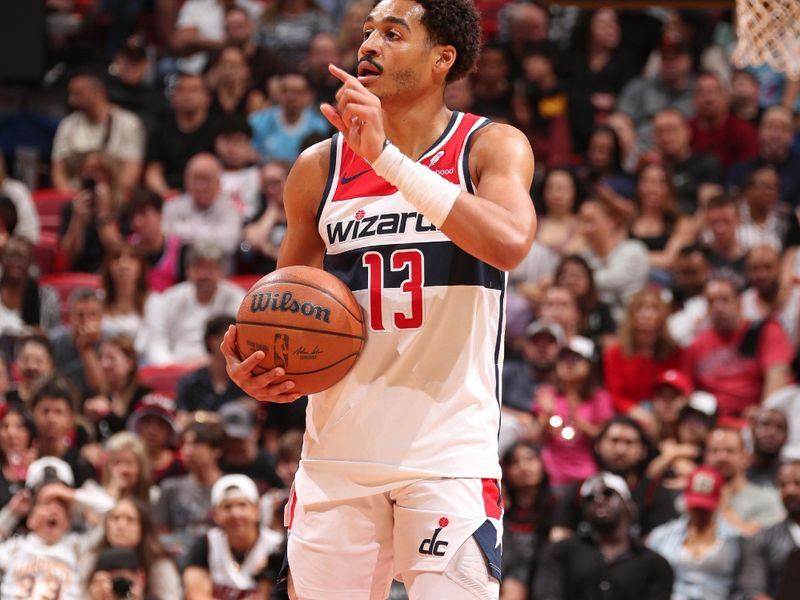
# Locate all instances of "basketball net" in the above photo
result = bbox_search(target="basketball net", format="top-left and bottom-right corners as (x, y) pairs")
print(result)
(731, 0), (800, 79)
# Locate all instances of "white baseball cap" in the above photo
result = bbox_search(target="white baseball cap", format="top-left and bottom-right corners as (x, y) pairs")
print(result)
(211, 474), (259, 507)
(26, 456), (74, 490)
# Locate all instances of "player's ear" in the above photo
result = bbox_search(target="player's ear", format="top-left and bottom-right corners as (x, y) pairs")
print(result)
(433, 45), (456, 78)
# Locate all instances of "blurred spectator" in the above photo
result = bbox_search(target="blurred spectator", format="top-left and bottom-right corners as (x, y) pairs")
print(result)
(126, 393), (184, 484)
(171, 0), (263, 75)
(206, 6), (282, 94)
(534, 168), (586, 257)
(690, 71), (759, 172)
(249, 72), (330, 163)
(205, 45), (263, 119)
(161, 153), (243, 260)
(668, 243), (712, 347)
(737, 461), (800, 599)
(603, 288), (682, 416)
(579, 124), (635, 200)
(727, 106), (800, 206)
(7, 335), (56, 407)
(273, 429), (303, 488)
(183, 474), (282, 599)
(534, 472), (674, 600)
(0, 404), (36, 509)
(563, 9), (637, 154)
(144, 242), (243, 366)
(155, 421), (224, 559)
(606, 111), (640, 174)
(239, 160), (290, 274)
(175, 315), (244, 426)
(51, 73), (145, 196)
(0, 471), (113, 597)
(762, 385), (800, 462)
(85, 335), (151, 442)
(512, 43), (572, 167)
(705, 427), (785, 534)
(499, 2), (550, 76)
(94, 498), (182, 600)
(127, 188), (185, 293)
(31, 376), (95, 485)
(87, 546), (149, 600)
(99, 432), (152, 503)
(215, 117), (261, 222)
(218, 400), (284, 493)
(742, 245), (800, 344)
(256, 0), (334, 70)
(551, 415), (679, 540)
(100, 245), (156, 350)
(50, 288), (105, 395)
(0, 237), (61, 336)
(470, 43), (515, 123)
(682, 277), (793, 418)
(652, 107), (722, 215)
(336, 0), (372, 74)
(534, 336), (613, 486)
(539, 285), (582, 341)
(579, 198), (650, 322)
(647, 466), (742, 600)
(629, 162), (698, 274)
(731, 69), (762, 126)
(144, 73), (216, 196)
(648, 389), (717, 489)
(650, 369), (692, 442)
(59, 154), (125, 273)
(747, 408), (788, 489)
(616, 34), (696, 149)
(703, 194), (748, 291)
(501, 320), (563, 453)
(105, 35), (165, 135)
(444, 77), (475, 114)
(500, 442), (555, 600)
(303, 32), (342, 105)
(554, 255), (616, 345)
(738, 166), (800, 252)
(0, 157), (40, 244)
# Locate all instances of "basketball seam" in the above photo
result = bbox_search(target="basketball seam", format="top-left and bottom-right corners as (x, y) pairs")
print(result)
(251, 352), (362, 376)
(248, 278), (364, 323)
(236, 319), (367, 341)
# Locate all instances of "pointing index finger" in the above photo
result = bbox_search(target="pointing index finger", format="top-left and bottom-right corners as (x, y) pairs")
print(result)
(328, 63), (356, 84)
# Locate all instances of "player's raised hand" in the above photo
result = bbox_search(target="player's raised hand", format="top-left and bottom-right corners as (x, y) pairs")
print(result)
(320, 64), (386, 163)
(221, 326), (302, 404)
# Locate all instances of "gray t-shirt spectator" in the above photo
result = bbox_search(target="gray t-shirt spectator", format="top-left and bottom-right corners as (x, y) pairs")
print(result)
(153, 475), (215, 559)
(583, 239), (650, 323)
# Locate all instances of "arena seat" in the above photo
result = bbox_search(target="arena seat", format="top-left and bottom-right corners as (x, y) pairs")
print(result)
(39, 272), (102, 322)
(228, 274), (262, 291)
(138, 363), (196, 398)
(33, 188), (72, 235)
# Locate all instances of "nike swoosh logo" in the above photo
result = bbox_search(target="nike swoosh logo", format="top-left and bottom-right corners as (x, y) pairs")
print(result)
(341, 169), (371, 185)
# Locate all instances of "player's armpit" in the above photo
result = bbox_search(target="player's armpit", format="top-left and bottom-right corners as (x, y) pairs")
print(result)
(277, 141), (330, 270)
(439, 123), (537, 272)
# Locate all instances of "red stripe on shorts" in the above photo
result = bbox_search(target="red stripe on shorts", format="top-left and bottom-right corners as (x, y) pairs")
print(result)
(481, 478), (503, 519)
(288, 490), (298, 529)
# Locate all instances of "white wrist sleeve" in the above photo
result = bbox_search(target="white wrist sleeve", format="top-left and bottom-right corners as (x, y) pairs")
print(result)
(370, 142), (460, 228)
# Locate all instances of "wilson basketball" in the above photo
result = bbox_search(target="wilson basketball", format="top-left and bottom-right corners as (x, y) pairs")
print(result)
(235, 266), (366, 395)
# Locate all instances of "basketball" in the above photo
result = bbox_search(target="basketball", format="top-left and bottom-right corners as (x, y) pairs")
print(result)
(235, 266), (366, 395)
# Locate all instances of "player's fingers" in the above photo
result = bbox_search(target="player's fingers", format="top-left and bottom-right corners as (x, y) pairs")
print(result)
(220, 325), (239, 357)
(328, 63), (357, 84)
(320, 103), (348, 135)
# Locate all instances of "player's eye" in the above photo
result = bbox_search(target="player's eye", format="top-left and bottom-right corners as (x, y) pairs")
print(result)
(362, 29), (374, 40)
(386, 30), (401, 40)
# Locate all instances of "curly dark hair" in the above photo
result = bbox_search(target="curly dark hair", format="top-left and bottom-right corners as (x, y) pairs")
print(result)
(374, 0), (480, 82)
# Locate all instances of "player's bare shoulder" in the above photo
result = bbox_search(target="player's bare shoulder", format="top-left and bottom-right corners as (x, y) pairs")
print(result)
(467, 122), (535, 187)
(284, 138), (335, 219)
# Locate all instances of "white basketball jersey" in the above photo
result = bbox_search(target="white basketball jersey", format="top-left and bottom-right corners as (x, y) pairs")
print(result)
(207, 527), (282, 600)
(294, 112), (505, 504)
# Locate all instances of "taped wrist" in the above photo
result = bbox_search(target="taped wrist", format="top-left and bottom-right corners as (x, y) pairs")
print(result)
(370, 142), (460, 228)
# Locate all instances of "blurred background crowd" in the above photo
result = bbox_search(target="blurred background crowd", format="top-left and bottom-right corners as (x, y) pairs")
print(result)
(0, 0), (800, 599)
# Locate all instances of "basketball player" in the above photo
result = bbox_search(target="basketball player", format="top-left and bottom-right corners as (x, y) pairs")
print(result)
(221, 0), (536, 598)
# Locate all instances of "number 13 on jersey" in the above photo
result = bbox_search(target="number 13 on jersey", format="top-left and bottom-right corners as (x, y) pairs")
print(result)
(362, 249), (425, 331)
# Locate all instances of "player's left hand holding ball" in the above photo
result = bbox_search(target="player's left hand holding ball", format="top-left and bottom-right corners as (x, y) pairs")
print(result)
(320, 64), (386, 164)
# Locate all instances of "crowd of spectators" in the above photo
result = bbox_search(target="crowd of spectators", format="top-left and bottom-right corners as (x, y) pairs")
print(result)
(1, 0), (800, 599)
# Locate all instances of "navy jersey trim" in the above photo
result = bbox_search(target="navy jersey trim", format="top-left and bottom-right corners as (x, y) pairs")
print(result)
(414, 111), (459, 161)
(323, 241), (505, 292)
(315, 133), (339, 226)
(462, 119), (492, 195)
(493, 279), (505, 405)
(472, 520), (502, 580)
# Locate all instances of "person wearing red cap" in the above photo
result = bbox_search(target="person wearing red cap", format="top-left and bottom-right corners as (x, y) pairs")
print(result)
(648, 466), (743, 600)
(651, 369), (693, 441)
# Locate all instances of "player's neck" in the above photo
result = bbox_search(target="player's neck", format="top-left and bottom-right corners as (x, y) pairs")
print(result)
(381, 95), (452, 161)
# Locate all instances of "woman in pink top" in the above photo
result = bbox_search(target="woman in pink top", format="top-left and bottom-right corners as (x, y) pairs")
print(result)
(535, 336), (614, 486)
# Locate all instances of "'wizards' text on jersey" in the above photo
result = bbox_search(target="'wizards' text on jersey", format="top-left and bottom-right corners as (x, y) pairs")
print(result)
(295, 112), (506, 504)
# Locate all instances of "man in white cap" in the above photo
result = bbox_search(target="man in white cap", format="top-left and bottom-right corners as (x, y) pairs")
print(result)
(534, 472), (674, 599)
(183, 474), (283, 600)
(0, 456), (114, 599)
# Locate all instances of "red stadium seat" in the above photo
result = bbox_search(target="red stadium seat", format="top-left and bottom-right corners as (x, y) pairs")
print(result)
(33, 188), (72, 235)
(228, 274), (262, 291)
(138, 363), (196, 398)
(39, 272), (102, 322)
